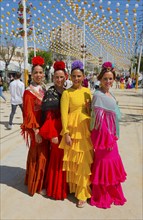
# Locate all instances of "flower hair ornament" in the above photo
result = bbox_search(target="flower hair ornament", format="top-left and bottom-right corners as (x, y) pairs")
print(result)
(32, 56), (45, 66)
(53, 61), (66, 71)
(71, 60), (83, 71)
(102, 62), (114, 72)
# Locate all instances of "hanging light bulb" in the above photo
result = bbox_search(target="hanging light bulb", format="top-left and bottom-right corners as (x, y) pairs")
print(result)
(135, 4), (138, 8)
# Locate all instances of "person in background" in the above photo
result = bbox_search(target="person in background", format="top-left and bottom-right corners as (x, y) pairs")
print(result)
(59, 60), (93, 208)
(82, 76), (89, 88)
(90, 61), (127, 209)
(120, 75), (125, 89)
(8, 72), (25, 129)
(126, 76), (133, 89)
(39, 61), (68, 200)
(0, 74), (6, 102)
(21, 56), (49, 196)
(94, 74), (100, 90)
(63, 72), (73, 89)
(115, 73), (120, 89)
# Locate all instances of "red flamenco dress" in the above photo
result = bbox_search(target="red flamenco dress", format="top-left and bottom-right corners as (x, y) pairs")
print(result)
(21, 85), (49, 196)
(39, 86), (68, 200)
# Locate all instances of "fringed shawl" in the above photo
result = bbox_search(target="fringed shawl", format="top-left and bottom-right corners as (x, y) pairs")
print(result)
(90, 90), (121, 138)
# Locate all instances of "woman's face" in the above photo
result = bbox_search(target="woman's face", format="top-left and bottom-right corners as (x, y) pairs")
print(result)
(71, 69), (84, 88)
(100, 71), (114, 91)
(53, 70), (65, 88)
(32, 65), (44, 84)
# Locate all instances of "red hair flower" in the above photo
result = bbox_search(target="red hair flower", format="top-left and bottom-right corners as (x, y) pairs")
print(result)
(53, 61), (66, 71)
(32, 56), (45, 66)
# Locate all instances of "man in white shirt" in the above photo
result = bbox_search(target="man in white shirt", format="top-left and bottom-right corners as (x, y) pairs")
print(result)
(8, 72), (25, 129)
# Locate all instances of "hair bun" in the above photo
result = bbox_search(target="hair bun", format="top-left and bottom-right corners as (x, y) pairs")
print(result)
(32, 56), (45, 66)
(53, 61), (66, 71)
(71, 60), (83, 71)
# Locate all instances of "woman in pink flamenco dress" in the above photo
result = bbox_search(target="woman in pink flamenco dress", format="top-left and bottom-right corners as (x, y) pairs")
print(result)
(90, 62), (127, 209)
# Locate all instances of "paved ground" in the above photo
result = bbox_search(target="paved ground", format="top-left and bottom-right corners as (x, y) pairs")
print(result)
(0, 86), (143, 220)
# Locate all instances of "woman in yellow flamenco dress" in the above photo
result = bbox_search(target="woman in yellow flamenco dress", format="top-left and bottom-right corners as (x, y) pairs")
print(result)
(59, 60), (93, 208)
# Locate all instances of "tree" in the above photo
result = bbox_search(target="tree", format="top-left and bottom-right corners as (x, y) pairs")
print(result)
(0, 37), (16, 80)
(28, 50), (53, 69)
(28, 50), (53, 82)
(132, 55), (143, 73)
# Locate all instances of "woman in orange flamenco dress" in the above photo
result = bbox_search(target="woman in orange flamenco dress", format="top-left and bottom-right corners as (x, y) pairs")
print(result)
(21, 56), (49, 196)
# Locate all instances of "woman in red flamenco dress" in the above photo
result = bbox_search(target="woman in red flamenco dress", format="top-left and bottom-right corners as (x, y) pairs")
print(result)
(39, 61), (68, 200)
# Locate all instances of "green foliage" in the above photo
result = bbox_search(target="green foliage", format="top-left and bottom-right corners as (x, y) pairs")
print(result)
(28, 50), (53, 69)
(3, 81), (8, 91)
(132, 56), (143, 73)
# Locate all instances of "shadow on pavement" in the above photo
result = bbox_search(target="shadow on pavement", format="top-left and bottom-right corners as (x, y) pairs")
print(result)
(123, 93), (143, 98)
(0, 165), (27, 195)
(67, 193), (77, 204)
(120, 113), (143, 124)
(119, 104), (143, 110)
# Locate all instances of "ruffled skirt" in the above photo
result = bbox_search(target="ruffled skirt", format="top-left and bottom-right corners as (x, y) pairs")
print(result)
(59, 119), (93, 201)
(90, 143), (127, 208)
(25, 140), (49, 196)
(45, 143), (68, 200)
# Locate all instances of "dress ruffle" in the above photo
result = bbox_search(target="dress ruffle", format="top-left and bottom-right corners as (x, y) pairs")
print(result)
(90, 144), (127, 208)
(24, 141), (49, 196)
(91, 144), (127, 186)
(60, 110), (90, 137)
(45, 143), (68, 200)
(59, 118), (93, 201)
(90, 183), (127, 208)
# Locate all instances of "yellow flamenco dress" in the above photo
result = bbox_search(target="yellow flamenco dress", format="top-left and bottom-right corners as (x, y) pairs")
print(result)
(59, 87), (93, 201)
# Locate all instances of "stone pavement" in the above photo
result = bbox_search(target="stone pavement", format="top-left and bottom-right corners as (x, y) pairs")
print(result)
(0, 87), (143, 220)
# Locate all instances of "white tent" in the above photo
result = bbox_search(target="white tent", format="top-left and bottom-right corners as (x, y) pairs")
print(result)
(0, 60), (31, 72)
(0, 60), (5, 71)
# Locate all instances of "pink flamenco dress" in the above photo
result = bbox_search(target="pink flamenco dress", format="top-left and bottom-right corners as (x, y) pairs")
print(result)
(90, 90), (127, 208)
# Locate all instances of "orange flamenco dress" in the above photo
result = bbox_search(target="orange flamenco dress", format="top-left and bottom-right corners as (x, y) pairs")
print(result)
(21, 87), (49, 196)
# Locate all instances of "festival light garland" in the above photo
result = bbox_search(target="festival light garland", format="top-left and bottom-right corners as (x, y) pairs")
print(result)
(0, 0), (141, 70)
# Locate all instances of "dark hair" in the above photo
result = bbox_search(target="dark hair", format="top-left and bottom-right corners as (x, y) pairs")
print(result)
(97, 68), (116, 81)
(71, 68), (84, 74)
(31, 64), (44, 73)
(15, 72), (22, 79)
(54, 68), (66, 74)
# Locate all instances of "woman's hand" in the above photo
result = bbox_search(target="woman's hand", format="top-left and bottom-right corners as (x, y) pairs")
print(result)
(35, 133), (42, 143)
(65, 133), (72, 146)
(85, 99), (91, 115)
(33, 128), (42, 144)
(51, 137), (59, 144)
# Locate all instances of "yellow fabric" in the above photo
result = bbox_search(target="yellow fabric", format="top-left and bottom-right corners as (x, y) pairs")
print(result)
(59, 87), (93, 201)
(120, 83), (125, 89)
